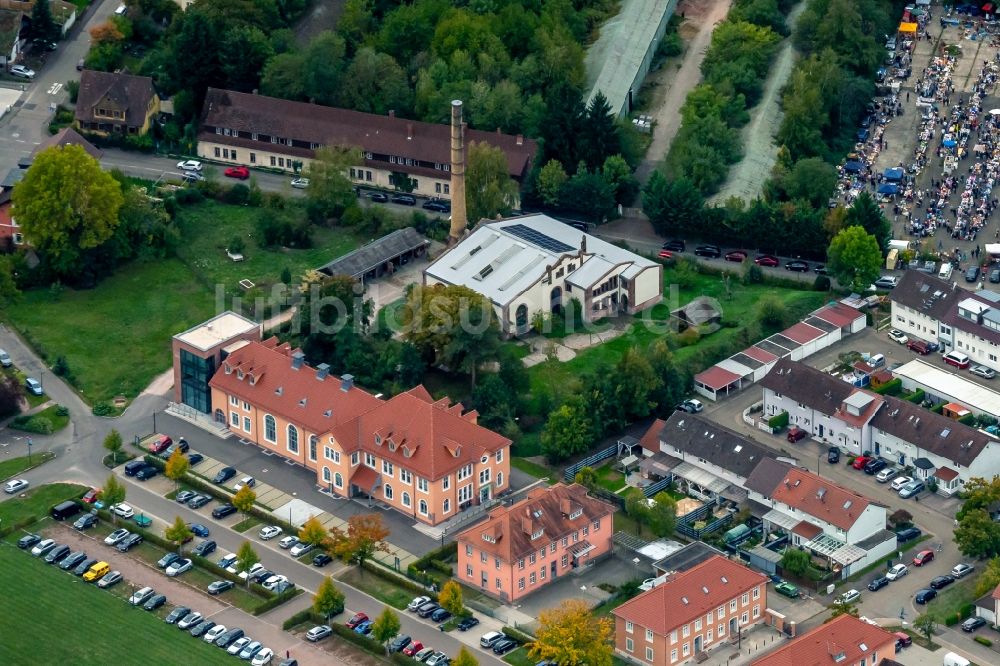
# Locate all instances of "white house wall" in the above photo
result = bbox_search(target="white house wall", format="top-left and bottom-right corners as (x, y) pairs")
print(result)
(890, 301), (944, 346)
(845, 504), (888, 544)
(843, 535), (896, 578)
(658, 441), (750, 488)
(762, 389), (870, 455)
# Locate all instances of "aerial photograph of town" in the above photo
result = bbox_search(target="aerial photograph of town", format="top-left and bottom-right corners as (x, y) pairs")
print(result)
(5, 0), (1000, 664)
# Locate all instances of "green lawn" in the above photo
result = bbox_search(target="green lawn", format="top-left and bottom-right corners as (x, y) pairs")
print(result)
(0, 452), (55, 480)
(2, 367), (48, 408)
(232, 516), (262, 533)
(511, 457), (556, 483)
(593, 463), (626, 492)
(0, 482), (86, 530)
(338, 566), (411, 610)
(173, 200), (366, 294)
(8, 403), (71, 433)
(5, 259), (214, 405)
(925, 574), (978, 624)
(0, 544), (233, 665)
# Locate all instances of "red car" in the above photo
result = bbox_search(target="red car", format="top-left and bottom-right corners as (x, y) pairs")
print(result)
(346, 612), (368, 629)
(82, 488), (99, 503)
(913, 550), (935, 566)
(755, 255), (779, 267)
(725, 250), (748, 262)
(787, 427), (807, 443)
(149, 434), (173, 454)
(402, 641), (424, 657)
(224, 166), (250, 180)
(852, 455), (872, 470)
(658, 249), (673, 260)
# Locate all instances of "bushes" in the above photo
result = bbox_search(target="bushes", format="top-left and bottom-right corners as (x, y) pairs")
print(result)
(959, 413), (978, 426)
(363, 560), (434, 598)
(873, 378), (902, 395)
(282, 608), (324, 630)
(330, 622), (383, 652)
(251, 587), (302, 616)
(407, 542), (457, 585)
(903, 389), (925, 403)
(975, 635), (993, 647)
(767, 411), (789, 429)
(8, 415), (53, 434)
(502, 625), (536, 644)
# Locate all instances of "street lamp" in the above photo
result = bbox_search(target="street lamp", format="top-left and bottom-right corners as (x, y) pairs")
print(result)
(27, 437), (32, 465)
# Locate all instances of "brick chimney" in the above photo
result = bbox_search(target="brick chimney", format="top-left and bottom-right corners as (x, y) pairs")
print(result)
(448, 100), (468, 244)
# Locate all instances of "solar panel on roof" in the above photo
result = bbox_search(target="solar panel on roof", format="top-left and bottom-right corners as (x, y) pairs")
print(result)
(505, 223), (574, 253)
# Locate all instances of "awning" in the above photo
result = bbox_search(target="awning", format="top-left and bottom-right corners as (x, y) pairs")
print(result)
(792, 520), (824, 540)
(830, 543), (867, 566)
(805, 533), (847, 558)
(763, 508), (801, 532)
(672, 462), (730, 495)
(943, 139), (957, 148)
(619, 454), (639, 470)
(350, 465), (380, 492)
(844, 160), (863, 174)
(877, 184), (899, 195)
(898, 21), (918, 33)
(571, 540), (596, 557)
(883, 167), (904, 181)
(914, 457), (934, 470)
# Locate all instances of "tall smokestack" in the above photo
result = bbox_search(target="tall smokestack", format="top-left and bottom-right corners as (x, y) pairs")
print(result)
(448, 100), (468, 244)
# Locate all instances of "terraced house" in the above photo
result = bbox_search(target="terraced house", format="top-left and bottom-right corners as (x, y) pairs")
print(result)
(456, 483), (615, 602)
(207, 337), (510, 526)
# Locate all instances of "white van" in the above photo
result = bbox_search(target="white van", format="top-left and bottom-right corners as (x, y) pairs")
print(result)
(942, 652), (971, 666)
(939, 263), (954, 280)
(868, 353), (886, 369)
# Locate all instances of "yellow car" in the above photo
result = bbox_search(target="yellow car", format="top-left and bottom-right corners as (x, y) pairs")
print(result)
(83, 561), (110, 582)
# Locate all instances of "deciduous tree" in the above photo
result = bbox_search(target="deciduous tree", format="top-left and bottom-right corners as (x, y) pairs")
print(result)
(537, 159), (568, 208)
(574, 466), (598, 490)
(329, 513), (390, 571)
(0, 375), (24, 419)
(827, 226), (881, 292)
(165, 516), (193, 553)
(89, 21), (125, 44)
(298, 516), (329, 548)
(975, 558), (1000, 597)
(528, 599), (613, 666)
(438, 580), (464, 616)
(338, 47), (412, 116)
(235, 540), (260, 586)
(11, 145), (124, 279)
(914, 613), (936, 643)
(466, 141), (519, 225)
(649, 492), (677, 537)
(955, 508), (1000, 560)
(453, 647), (479, 666)
(164, 448), (190, 490)
(370, 606), (401, 651)
(313, 576), (346, 620)
(0, 256), (19, 308)
(540, 396), (592, 462)
(643, 172), (703, 237)
(623, 487), (649, 535)
(103, 429), (124, 465)
(305, 146), (362, 224)
(616, 347), (660, 420)
(232, 485), (257, 520)
(99, 474), (126, 523)
(845, 191), (891, 253)
(888, 509), (912, 529)
(781, 548), (810, 576)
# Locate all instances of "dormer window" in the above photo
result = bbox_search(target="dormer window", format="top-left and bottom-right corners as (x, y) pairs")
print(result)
(374, 435), (382, 445)
(402, 445), (411, 458)
(530, 529), (544, 540)
(482, 533), (496, 544)
(453, 445), (462, 458)
(224, 363), (232, 374)
(388, 440), (396, 452)
(237, 369), (244, 380)
(569, 508), (583, 520)
(275, 386), (283, 396)
(248, 373), (257, 385)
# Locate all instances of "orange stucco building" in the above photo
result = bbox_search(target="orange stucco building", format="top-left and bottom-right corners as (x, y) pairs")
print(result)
(207, 337), (511, 526)
(455, 483), (616, 603)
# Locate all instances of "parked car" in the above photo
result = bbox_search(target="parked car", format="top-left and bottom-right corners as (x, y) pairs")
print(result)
(82, 488), (99, 503)
(144, 594), (167, 611)
(965, 266), (981, 283)
(414, 648), (435, 661)
(238, 563), (265, 581)
(10, 65), (35, 79)
(166, 558), (193, 576)
(388, 635), (412, 653)
(212, 503), (237, 519)
(124, 460), (147, 476)
(176, 160), (203, 172)
(216, 628), (246, 648)
(863, 458), (888, 475)
(149, 434), (173, 454)
(888, 329), (908, 344)
(890, 476), (914, 492)
(874, 276), (899, 289)
(259, 525), (282, 540)
(17, 533), (41, 550)
(177, 612), (204, 630)
(204, 625), (228, 644)
(675, 399), (704, 413)
(369, 192), (389, 203)
(886, 563), (909, 580)
(754, 255), (779, 267)
(24, 377), (43, 395)
(306, 625), (333, 642)
(991, 269), (1000, 284)
(213, 467), (237, 484)
(417, 601), (441, 618)
(868, 576), (890, 592)
(175, 490), (197, 504)
(814, 264), (829, 275)
(836, 589), (861, 605)
(4, 478), (29, 494)
(426, 651), (451, 665)
(312, 553), (333, 567)
(117, 533), (142, 552)
(875, 467), (898, 483)
(694, 245), (721, 258)
(785, 260), (810, 272)
(291, 177), (310, 189)
(894, 632), (912, 649)
(962, 616), (987, 632)
(402, 640), (425, 656)
(104, 528), (130, 545)
(164, 438), (189, 456)
(391, 194), (417, 206)
(157, 552), (181, 570)
(786, 427), (808, 443)
(224, 166), (250, 180)
(492, 638), (518, 655)
(480, 632), (505, 648)
(190, 620), (216, 638)
(943, 351), (971, 369)
(187, 494), (211, 509)
(290, 542), (314, 557)
(851, 456), (871, 470)
(72, 512), (98, 531)
(228, 638), (252, 655)
(827, 447), (840, 463)
(457, 616), (480, 631)
(129, 586), (155, 606)
(192, 540), (217, 557)
(45, 544), (70, 564)
(97, 570), (123, 588)
(914, 588), (937, 604)
(898, 480), (925, 498)
(262, 574), (289, 591)
(346, 612), (369, 629)
(430, 607), (452, 623)
(59, 551), (87, 571)
(187, 453), (204, 466)
(422, 199), (450, 213)
(354, 619), (374, 635)
(189, 523), (210, 538)
(135, 465), (159, 481)
(208, 580), (235, 595)
(971, 364), (997, 379)
(251, 648), (274, 665)
(165, 606), (191, 624)
(930, 575), (955, 590)
(30, 538), (55, 557)
(952, 563), (975, 579)
(233, 475), (256, 491)
(913, 550), (935, 566)
(906, 339), (931, 355)
(724, 250), (748, 262)
(774, 581), (800, 598)
(181, 171), (204, 183)
(279, 536), (299, 550)
(0, 349), (11, 367)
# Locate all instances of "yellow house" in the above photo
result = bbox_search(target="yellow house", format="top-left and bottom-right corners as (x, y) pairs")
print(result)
(75, 70), (159, 136)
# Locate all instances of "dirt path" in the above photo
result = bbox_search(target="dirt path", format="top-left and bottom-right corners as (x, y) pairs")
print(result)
(709, 1), (807, 204)
(634, 0), (734, 187)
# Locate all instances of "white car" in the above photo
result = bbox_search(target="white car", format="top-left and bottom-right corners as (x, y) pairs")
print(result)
(890, 476), (913, 492)
(238, 562), (265, 581)
(203, 624), (227, 643)
(30, 538), (55, 556)
(218, 553), (238, 571)
(176, 160), (202, 171)
(251, 648), (274, 666)
(228, 637), (252, 655)
(289, 542), (313, 557)
(874, 467), (898, 483)
(887, 329), (908, 344)
(952, 563), (975, 579)
(970, 364), (997, 380)
(233, 475), (256, 492)
(408, 595), (431, 611)
(262, 574), (288, 591)
(104, 528), (130, 545)
(111, 503), (134, 519)
(278, 535), (299, 550)
(886, 564), (908, 580)
(259, 525), (282, 541)
(10, 65), (35, 79)
(3, 478), (29, 494)
(129, 586), (154, 605)
(836, 589), (861, 605)
(166, 558), (193, 577)
(290, 177), (309, 189)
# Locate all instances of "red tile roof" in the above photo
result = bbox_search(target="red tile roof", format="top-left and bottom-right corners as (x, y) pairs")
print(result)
(782, 322), (824, 344)
(613, 555), (767, 635)
(695, 365), (742, 390)
(750, 614), (895, 666)
(745, 459), (872, 531)
(639, 419), (667, 453)
(792, 520), (823, 539)
(458, 483), (615, 562)
(814, 303), (863, 329)
(330, 386), (510, 481)
(209, 338), (382, 434)
(934, 467), (959, 481)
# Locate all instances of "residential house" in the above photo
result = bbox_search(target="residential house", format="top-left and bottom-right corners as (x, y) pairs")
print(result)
(975, 582), (1000, 624)
(75, 70), (159, 135)
(424, 214), (662, 333)
(762, 358), (1000, 493)
(749, 614), (896, 666)
(455, 483), (615, 602)
(0, 0), (76, 35)
(196, 87), (537, 200)
(0, 9), (23, 67)
(614, 555), (768, 665)
(206, 337), (511, 526)
(0, 189), (19, 248)
(744, 458), (895, 577)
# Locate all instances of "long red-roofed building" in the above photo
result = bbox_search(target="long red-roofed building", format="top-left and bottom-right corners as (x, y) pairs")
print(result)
(750, 614), (896, 666)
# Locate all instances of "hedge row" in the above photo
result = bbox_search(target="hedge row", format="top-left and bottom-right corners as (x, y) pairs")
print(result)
(251, 587), (302, 616)
(283, 608), (324, 631)
(365, 560), (435, 599)
(903, 389), (925, 403)
(503, 625), (536, 644)
(767, 411), (789, 429)
(331, 622), (384, 653)
(407, 541), (457, 585)
(872, 378), (902, 395)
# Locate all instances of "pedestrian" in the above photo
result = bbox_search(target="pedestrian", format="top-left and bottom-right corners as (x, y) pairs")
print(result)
(286, 650), (290, 659)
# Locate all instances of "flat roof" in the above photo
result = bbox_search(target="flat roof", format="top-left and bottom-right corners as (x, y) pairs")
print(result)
(694, 365), (742, 390)
(782, 322), (825, 344)
(318, 227), (428, 278)
(893, 358), (1000, 417)
(174, 311), (260, 352)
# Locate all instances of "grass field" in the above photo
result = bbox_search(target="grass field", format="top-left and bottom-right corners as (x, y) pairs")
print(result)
(5, 259), (215, 405)
(0, 544), (234, 665)
(9, 403), (71, 433)
(925, 573), (978, 624)
(510, 457), (556, 483)
(0, 483), (85, 529)
(338, 566), (411, 610)
(0, 452), (55, 481)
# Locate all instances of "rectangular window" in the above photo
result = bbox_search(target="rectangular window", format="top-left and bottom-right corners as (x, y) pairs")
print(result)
(230, 396), (238, 405)
(561, 537), (568, 547)
(435, 183), (441, 193)
(243, 416), (251, 432)
(540, 567), (546, 580)
(270, 156), (276, 166)
(496, 577), (501, 590)
(753, 586), (760, 600)
(593, 520), (600, 531)
(466, 564), (472, 577)
(400, 469), (412, 484)
(444, 184), (449, 194)
(365, 452), (376, 468)
(250, 153), (256, 164)
(583, 526), (589, 536)
(682, 625), (689, 638)
(518, 578), (525, 590)
(626, 638), (633, 653)
(333, 450), (341, 464)
(518, 559), (524, 570)
(740, 612), (748, 624)
(418, 477), (428, 493)
(646, 629), (653, 642)
(382, 460), (394, 476)
(670, 630), (677, 644)
(495, 449), (504, 463)
(741, 593), (749, 606)
(550, 542), (556, 553)
(561, 555), (568, 568)
(443, 476), (450, 490)
(718, 624), (724, 636)
(706, 629), (713, 643)
(682, 643), (689, 657)
(214, 147), (221, 158)
(752, 605), (760, 619)
(646, 647), (654, 661)
(730, 600), (737, 612)
(230, 411), (239, 426)
(694, 620), (701, 631)
(351, 452), (359, 466)
(529, 553), (536, 565)
(671, 649), (677, 662)
(232, 151), (237, 161)
(465, 544), (472, 556)
(529, 572), (536, 584)
(480, 552), (487, 563)
(626, 621), (634, 634)
(495, 557), (500, 570)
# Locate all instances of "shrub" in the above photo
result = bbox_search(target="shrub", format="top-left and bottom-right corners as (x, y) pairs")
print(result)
(502, 625), (536, 644)
(959, 413), (977, 426)
(975, 636), (992, 647)
(872, 378), (902, 395)
(904, 389), (925, 403)
(224, 184), (250, 205)
(66, 80), (80, 103)
(10, 416), (53, 434)
(330, 622), (383, 652)
(283, 608), (323, 631)
(743, 263), (764, 285)
(814, 275), (831, 291)
(251, 587), (302, 616)
(175, 188), (205, 205)
(229, 235), (246, 254)
(767, 411), (789, 429)
(55, 405), (69, 417)
(53, 355), (71, 377)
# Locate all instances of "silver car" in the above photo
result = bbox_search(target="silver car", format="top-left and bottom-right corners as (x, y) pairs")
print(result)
(970, 364), (996, 379)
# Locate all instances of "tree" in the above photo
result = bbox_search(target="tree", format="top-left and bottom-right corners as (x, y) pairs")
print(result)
(975, 558), (1000, 597)
(235, 540), (260, 587)
(781, 157), (838, 207)
(11, 145), (124, 279)
(574, 466), (598, 490)
(164, 448), (190, 490)
(103, 429), (124, 465)
(540, 396), (593, 462)
(329, 513), (390, 571)
(471, 373), (516, 430)
(827, 226), (881, 292)
(453, 647), (479, 666)
(338, 47), (411, 115)
(90, 21), (125, 44)
(438, 580), (464, 617)
(0, 256), (19, 308)
(648, 491), (677, 537)
(579, 92), (622, 171)
(756, 294), (789, 329)
(954, 508), (1000, 559)
(914, 613), (936, 643)
(99, 474), (126, 523)
(31, 0), (58, 41)
(165, 516), (193, 553)
(232, 484), (257, 520)
(623, 487), (649, 535)
(888, 509), (912, 529)
(304, 146), (362, 223)
(781, 549), (810, 576)
(313, 576), (346, 620)
(370, 606), (401, 652)
(528, 599), (613, 666)
(616, 347), (660, 420)
(466, 141), (519, 225)
(298, 516), (329, 548)
(0, 375), (24, 419)
(845, 191), (891, 253)
(537, 159), (568, 208)
(643, 172), (703, 237)
(560, 165), (616, 224)
(602, 154), (639, 204)
(219, 25), (273, 93)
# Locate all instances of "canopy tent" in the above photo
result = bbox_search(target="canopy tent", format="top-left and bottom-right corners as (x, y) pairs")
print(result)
(883, 167), (904, 181)
(898, 21), (918, 33)
(987, 243), (1000, 257)
(877, 183), (899, 195)
(844, 160), (864, 174)
(943, 139), (958, 148)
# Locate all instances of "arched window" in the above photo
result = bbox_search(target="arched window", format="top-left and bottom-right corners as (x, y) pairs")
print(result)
(309, 435), (318, 461)
(335, 472), (343, 488)
(402, 492), (411, 508)
(384, 484), (394, 500)
(287, 424), (299, 453)
(264, 415), (276, 442)
(419, 499), (428, 515)
(515, 304), (528, 327)
(322, 466), (331, 482)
